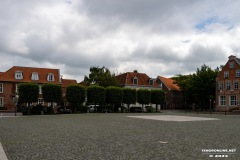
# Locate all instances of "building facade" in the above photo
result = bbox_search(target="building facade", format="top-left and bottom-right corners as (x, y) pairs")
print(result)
(155, 76), (183, 109)
(0, 66), (77, 111)
(216, 55), (240, 111)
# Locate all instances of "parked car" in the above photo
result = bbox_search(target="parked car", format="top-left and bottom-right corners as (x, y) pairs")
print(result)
(102, 109), (112, 113)
(87, 105), (99, 112)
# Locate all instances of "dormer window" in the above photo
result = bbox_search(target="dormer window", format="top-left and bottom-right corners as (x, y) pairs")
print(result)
(15, 71), (23, 80)
(230, 62), (234, 68)
(133, 77), (138, 85)
(47, 73), (54, 82)
(149, 79), (154, 85)
(31, 72), (39, 80)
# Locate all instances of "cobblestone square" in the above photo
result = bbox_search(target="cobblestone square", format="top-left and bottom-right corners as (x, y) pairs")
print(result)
(0, 112), (239, 160)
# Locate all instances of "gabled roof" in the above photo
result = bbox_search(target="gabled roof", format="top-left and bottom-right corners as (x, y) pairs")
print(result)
(0, 66), (61, 84)
(115, 71), (158, 87)
(157, 76), (180, 91)
(0, 72), (4, 76)
(61, 79), (77, 87)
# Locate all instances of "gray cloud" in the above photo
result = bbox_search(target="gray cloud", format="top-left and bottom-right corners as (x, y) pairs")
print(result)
(0, 0), (240, 81)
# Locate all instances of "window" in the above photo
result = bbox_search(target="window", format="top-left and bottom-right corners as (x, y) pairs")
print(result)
(149, 79), (154, 85)
(236, 70), (240, 77)
(234, 82), (239, 89)
(219, 96), (226, 106)
(38, 98), (44, 105)
(218, 82), (223, 90)
(230, 95), (237, 106)
(15, 71), (23, 79)
(31, 72), (39, 80)
(226, 82), (231, 90)
(0, 97), (3, 107)
(133, 77), (138, 85)
(47, 73), (55, 82)
(230, 62), (234, 68)
(0, 83), (3, 93)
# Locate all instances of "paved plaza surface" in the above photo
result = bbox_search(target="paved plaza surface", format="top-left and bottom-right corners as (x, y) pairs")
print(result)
(0, 112), (239, 160)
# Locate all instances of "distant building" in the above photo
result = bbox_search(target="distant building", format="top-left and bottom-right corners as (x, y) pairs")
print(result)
(155, 76), (183, 109)
(115, 70), (160, 89)
(0, 66), (77, 111)
(115, 70), (183, 110)
(216, 55), (240, 111)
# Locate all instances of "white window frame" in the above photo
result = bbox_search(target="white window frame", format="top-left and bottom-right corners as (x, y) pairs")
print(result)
(230, 95), (237, 106)
(224, 71), (229, 78)
(0, 83), (3, 93)
(15, 71), (23, 80)
(38, 98), (44, 105)
(230, 62), (234, 68)
(0, 97), (3, 107)
(236, 70), (240, 77)
(47, 73), (55, 82)
(31, 72), (39, 80)
(219, 96), (226, 106)
(234, 82), (238, 89)
(133, 77), (138, 85)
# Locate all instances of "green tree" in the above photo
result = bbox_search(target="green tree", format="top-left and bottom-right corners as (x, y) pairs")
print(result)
(151, 89), (166, 112)
(106, 86), (123, 112)
(174, 64), (219, 111)
(18, 83), (39, 115)
(137, 89), (151, 112)
(122, 88), (136, 112)
(84, 66), (120, 87)
(87, 85), (105, 110)
(66, 84), (86, 112)
(42, 84), (62, 113)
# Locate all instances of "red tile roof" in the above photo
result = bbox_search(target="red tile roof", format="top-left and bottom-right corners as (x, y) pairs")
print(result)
(115, 71), (158, 87)
(61, 79), (77, 87)
(0, 72), (4, 76)
(0, 66), (61, 84)
(157, 76), (180, 91)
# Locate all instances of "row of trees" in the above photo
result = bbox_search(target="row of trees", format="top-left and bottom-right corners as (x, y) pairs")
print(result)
(173, 64), (219, 111)
(18, 83), (166, 114)
(67, 85), (166, 112)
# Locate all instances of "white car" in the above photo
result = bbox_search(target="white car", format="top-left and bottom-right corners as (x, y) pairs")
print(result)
(87, 105), (99, 112)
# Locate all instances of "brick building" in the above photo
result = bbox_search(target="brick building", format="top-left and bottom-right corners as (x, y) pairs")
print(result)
(216, 55), (240, 111)
(0, 66), (77, 111)
(115, 70), (183, 110)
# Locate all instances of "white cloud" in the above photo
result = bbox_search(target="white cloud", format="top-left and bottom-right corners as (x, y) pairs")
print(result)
(0, 0), (240, 81)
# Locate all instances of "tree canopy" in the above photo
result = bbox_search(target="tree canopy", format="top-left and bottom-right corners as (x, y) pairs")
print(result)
(173, 64), (219, 110)
(84, 66), (120, 87)
(66, 84), (86, 112)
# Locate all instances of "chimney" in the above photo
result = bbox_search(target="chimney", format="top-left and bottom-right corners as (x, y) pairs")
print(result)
(133, 70), (138, 73)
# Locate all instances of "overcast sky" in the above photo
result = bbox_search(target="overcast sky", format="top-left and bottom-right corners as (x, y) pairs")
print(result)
(1, 0), (240, 82)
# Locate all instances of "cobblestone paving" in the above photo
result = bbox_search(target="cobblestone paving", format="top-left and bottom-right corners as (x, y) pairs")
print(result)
(0, 113), (239, 160)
